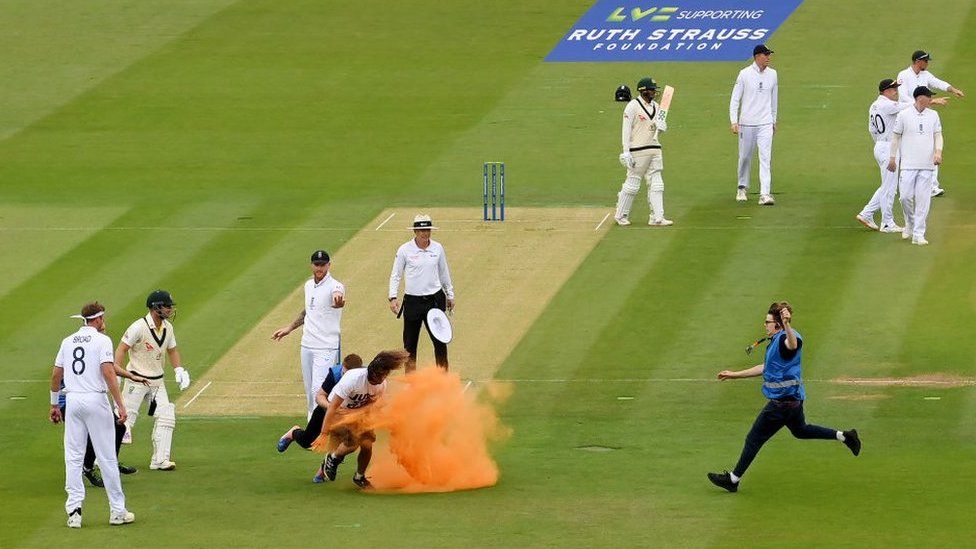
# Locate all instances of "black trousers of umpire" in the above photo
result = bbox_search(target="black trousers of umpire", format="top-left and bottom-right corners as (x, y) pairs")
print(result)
(292, 406), (326, 449)
(400, 291), (448, 369)
(732, 398), (837, 478)
(61, 405), (125, 470)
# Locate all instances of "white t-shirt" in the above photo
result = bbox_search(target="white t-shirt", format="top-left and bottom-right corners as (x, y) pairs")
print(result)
(55, 326), (115, 393)
(893, 106), (942, 170)
(896, 67), (951, 105)
(121, 313), (177, 378)
(301, 274), (344, 350)
(730, 63), (778, 126)
(328, 368), (385, 412)
(622, 97), (664, 150)
(868, 95), (908, 142)
(389, 239), (454, 299)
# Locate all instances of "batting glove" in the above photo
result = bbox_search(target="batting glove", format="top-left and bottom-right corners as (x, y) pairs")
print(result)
(619, 152), (635, 169)
(174, 367), (191, 391)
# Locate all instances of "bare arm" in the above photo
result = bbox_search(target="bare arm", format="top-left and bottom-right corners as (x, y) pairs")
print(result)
(779, 309), (797, 351)
(315, 388), (330, 409)
(718, 363), (765, 380)
(114, 341), (130, 372)
(320, 395), (344, 436)
(101, 362), (127, 424)
(167, 347), (183, 370)
(272, 310), (305, 340)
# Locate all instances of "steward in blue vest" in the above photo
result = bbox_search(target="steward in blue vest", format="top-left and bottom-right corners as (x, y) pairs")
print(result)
(708, 301), (861, 493)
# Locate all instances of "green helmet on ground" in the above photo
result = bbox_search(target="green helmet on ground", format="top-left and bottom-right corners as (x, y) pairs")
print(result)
(637, 77), (658, 91)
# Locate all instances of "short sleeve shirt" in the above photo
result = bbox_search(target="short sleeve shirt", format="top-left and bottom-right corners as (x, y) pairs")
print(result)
(55, 326), (115, 393)
(893, 107), (942, 170)
(301, 274), (344, 350)
(328, 368), (385, 412)
(121, 313), (177, 378)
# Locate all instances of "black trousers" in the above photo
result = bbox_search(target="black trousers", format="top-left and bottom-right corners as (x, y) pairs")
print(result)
(401, 291), (448, 369)
(732, 399), (837, 478)
(292, 406), (326, 449)
(61, 405), (125, 470)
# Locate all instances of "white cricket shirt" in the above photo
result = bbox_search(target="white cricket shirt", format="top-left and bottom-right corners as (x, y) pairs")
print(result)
(328, 368), (386, 411)
(389, 238), (454, 299)
(301, 273), (344, 350)
(868, 95), (908, 142)
(622, 97), (664, 150)
(55, 326), (115, 393)
(121, 313), (177, 378)
(730, 63), (778, 126)
(896, 67), (951, 105)
(893, 106), (942, 170)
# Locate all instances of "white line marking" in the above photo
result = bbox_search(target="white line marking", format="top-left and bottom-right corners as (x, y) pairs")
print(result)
(374, 213), (395, 231)
(463, 380), (473, 393)
(595, 213), (611, 231)
(182, 380), (212, 409)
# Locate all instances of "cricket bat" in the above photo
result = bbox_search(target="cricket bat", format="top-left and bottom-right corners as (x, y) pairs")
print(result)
(653, 85), (674, 141)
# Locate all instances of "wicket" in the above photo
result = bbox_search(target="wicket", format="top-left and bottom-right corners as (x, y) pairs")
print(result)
(482, 162), (505, 221)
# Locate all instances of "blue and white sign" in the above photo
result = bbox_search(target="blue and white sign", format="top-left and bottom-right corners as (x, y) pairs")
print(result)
(546, 1), (804, 62)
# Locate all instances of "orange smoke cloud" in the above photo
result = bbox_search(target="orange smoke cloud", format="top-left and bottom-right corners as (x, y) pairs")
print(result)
(361, 368), (511, 493)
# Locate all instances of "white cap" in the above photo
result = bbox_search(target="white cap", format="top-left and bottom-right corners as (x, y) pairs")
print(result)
(410, 214), (438, 230)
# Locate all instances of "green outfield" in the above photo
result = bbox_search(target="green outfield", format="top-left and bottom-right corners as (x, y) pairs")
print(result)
(1, 0), (974, 546)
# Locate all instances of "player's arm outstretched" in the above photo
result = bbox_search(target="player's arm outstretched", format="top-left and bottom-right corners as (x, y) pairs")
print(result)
(272, 310), (306, 339)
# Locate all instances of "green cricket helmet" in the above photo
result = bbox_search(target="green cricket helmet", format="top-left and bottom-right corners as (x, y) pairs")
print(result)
(637, 77), (659, 91)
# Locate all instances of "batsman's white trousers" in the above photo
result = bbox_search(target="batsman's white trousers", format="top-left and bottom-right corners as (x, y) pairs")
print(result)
(899, 169), (934, 239)
(64, 392), (126, 515)
(859, 142), (899, 227)
(301, 347), (339, 416)
(122, 377), (174, 465)
(737, 124), (773, 195)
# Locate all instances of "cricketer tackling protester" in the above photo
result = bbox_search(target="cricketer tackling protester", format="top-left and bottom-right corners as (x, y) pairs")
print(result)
(319, 349), (409, 489)
(272, 250), (346, 417)
(50, 302), (135, 527)
(707, 302), (861, 493)
(613, 76), (673, 227)
(116, 290), (190, 471)
(730, 44), (778, 206)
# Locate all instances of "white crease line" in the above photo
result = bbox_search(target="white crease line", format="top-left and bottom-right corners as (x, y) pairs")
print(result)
(374, 213), (395, 231)
(182, 380), (212, 409)
(595, 213), (611, 231)
(463, 380), (473, 393)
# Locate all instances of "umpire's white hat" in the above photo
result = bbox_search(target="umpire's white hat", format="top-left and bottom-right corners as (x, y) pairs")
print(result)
(410, 214), (438, 230)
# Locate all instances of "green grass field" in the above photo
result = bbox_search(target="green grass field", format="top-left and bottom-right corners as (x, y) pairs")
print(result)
(1, 0), (974, 546)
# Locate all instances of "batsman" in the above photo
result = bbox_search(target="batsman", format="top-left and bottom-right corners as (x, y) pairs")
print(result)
(614, 76), (673, 227)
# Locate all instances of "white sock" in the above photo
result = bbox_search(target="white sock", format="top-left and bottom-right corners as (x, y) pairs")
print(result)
(729, 472), (740, 483)
(836, 431), (845, 442)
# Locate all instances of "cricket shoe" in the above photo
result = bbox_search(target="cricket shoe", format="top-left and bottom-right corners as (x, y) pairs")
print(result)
(842, 429), (861, 456)
(758, 194), (775, 206)
(901, 226), (912, 240)
(614, 215), (631, 226)
(352, 474), (373, 490)
(879, 224), (903, 234)
(121, 428), (132, 445)
(67, 508), (82, 528)
(313, 460), (327, 483)
(707, 471), (739, 493)
(277, 425), (299, 453)
(118, 464), (138, 475)
(912, 236), (929, 246)
(648, 217), (673, 226)
(150, 459), (176, 471)
(109, 511), (135, 526)
(932, 186), (945, 197)
(83, 467), (104, 488)
(855, 214), (879, 231)
(735, 188), (748, 202)
(323, 453), (344, 481)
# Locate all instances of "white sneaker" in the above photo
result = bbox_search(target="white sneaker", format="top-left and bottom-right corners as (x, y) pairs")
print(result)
(649, 218), (674, 226)
(150, 460), (176, 471)
(109, 511), (135, 525)
(879, 224), (903, 233)
(902, 227), (912, 240)
(121, 428), (132, 445)
(932, 186), (945, 197)
(855, 214), (879, 231)
(614, 215), (631, 226)
(735, 188), (747, 202)
(758, 194), (775, 206)
(912, 236), (929, 246)
(67, 508), (82, 528)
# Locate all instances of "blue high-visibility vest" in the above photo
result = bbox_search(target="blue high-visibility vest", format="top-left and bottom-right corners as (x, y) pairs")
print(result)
(762, 329), (805, 400)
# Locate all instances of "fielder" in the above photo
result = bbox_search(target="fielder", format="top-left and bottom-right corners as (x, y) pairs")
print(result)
(116, 290), (190, 470)
(888, 86), (943, 246)
(613, 76), (672, 227)
(50, 302), (134, 527)
(896, 50), (964, 197)
(272, 250), (346, 416)
(730, 44), (778, 205)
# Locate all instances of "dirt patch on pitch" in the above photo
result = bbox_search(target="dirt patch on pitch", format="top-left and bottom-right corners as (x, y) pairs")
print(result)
(180, 207), (610, 415)
(831, 374), (974, 388)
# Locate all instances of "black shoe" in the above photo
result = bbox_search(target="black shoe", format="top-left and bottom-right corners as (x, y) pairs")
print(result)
(323, 453), (343, 481)
(118, 464), (138, 475)
(352, 474), (372, 489)
(707, 471), (738, 493)
(843, 429), (861, 456)
(83, 467), (104, 488)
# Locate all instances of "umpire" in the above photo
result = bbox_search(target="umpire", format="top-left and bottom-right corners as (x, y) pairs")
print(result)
(388, 214), (455, 372)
